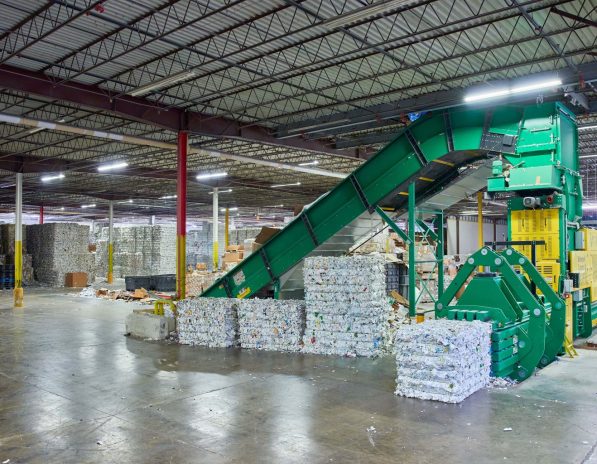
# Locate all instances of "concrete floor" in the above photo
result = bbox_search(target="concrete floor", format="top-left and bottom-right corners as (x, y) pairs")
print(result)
(1, 289), (597, 464)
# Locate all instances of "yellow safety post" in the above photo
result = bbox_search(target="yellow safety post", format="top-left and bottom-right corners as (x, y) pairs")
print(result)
(13, 173), (23, 307)
(225, 207), (229, 249)
(477, 191), (484, 272)
(213, 187), (219, 271)
(107, 200), (114, 284)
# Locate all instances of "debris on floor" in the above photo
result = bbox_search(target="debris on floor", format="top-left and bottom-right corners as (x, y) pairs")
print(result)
(487, 376), (518, 389)
(394, 319), (492, 403)
(78, 286), (154, 303)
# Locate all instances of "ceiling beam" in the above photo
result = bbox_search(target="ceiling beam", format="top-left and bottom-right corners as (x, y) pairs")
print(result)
(277, 62), (597, 139)
(0, 64), (363, 159)
(0, 153), (328, 197)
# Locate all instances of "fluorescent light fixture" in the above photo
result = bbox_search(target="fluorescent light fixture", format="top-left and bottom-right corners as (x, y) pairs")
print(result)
(579, 124), (597, 131)
(583, 203), (597, 211)
(271, 182), (301, 188)
(323, 0), (411, 30)
(40, 173), (65, 182)
(209, 189), (232, 194)
(221, 207), (239, 212)
(298, 160), (319, 166)
(464, 78), (562, 103)
(60, 207), (65, 211)
(160, 194), (177, 199)
(196, 172), (227, 180)
(128, 70), (197, 97)
(98, 161), (128, 172)
(28, 127), (45, 134)
(81, 204), (96, 209)
(580, 154), (597, 159)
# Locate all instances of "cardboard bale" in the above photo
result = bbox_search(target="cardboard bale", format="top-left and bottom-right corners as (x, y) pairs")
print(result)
(65, 272), (88, 288)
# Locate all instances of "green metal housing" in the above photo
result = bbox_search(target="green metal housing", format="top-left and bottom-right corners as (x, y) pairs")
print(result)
(201, 101), (584, 380)
(203, 104), (566, 299)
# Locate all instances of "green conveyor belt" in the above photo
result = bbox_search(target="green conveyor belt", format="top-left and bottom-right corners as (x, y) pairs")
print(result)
(201, 104), (545, 299)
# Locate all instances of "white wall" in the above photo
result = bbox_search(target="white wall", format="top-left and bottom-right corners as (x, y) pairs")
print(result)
(447, 216), (507, 255)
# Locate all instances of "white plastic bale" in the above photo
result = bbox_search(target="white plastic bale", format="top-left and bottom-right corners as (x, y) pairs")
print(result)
(394, 319), (492, 403)
(238, 299), (306, 352)
(176, 298), (239, 348)
(302, 255), (393, 357)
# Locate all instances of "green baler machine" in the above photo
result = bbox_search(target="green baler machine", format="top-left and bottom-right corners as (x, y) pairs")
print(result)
(202, 101), (593, 381)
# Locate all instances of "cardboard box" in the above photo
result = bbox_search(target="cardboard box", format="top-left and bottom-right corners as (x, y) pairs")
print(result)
(88, 243), (97, 252)
(196, 262), (208, 271)
(224, 251), (243, 263)
(254, 226), (280, 245)
(65, 272), (88, 287)
(226, 244), (243, 252)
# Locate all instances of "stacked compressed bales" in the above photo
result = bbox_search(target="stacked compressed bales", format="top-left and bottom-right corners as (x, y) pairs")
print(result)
(302, 255), (391, 357)
(177, 298), (239, 348)
(394, 320), (491, 403)
(237, 299), (306, 351)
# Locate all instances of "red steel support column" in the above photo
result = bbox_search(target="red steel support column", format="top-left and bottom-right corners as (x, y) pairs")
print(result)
(176, 131), (188, 300)
(39, 205), (44, 224)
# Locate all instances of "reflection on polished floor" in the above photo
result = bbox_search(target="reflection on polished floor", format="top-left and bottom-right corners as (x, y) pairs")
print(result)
(1, 288), (596, 464)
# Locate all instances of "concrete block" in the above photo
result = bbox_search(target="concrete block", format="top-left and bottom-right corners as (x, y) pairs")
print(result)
(125, 311), (175, 339)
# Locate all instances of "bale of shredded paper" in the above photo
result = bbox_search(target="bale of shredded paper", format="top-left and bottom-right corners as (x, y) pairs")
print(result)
(394, 319), (491, 403)
(176, 298), (239, 348)
(302, 255), (394, 357)
(238, 299), (306, 352)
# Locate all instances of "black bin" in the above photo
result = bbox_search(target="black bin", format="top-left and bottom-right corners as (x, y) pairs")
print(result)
(152, 274), (176, 292)
(124, 276), (151, 291)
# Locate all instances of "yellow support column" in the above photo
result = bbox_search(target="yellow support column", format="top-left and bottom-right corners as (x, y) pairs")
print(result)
(213, 187), (219, 271)
(225, 207), (229, 250)
(107, 200), (114, 284)
(477, 191), (484, 272)
(13, 173), (23, 307)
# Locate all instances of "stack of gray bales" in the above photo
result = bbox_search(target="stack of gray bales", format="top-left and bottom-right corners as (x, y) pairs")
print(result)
(95, 225), (176, 277)
(27, 223), (95, 286)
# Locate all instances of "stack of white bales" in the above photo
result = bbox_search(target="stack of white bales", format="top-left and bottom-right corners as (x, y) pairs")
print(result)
(394, 319), (491, 403)
(302, 255), (391, 357)
(238, 299), (306, 352)
(177, 298), (239, 348)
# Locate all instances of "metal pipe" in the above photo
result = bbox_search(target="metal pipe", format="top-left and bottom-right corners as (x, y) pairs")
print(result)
(0, 113), (347, 179)
(213, 187), (219, 271)
(107, 200), (114, 284)
(14, 173), (23, 307)
(176, 132), (188, 300)
(39, 205), (44, 224)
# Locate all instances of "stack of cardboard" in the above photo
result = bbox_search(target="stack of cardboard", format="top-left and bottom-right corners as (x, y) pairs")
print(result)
(251, 227), (280, 253)
(222, 244), (244, 270)
(185, 264), (224, 297)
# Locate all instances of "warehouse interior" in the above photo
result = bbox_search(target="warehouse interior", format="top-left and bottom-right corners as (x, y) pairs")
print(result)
(0, 1), (596, 463)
